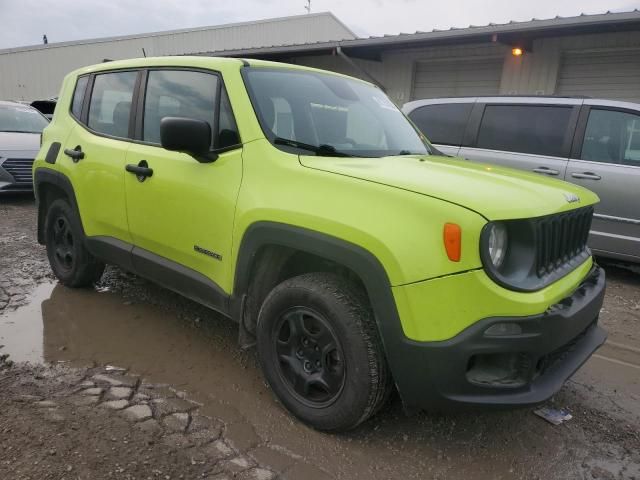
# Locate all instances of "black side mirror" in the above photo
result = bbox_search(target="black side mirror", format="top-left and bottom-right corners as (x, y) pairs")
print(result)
(160, 117), (212, 159)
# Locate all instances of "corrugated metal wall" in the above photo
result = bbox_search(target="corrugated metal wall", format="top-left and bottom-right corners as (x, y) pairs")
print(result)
(291, 42), (508, 105)
(294, 30), (640, 105)
(0, 13), (355, 100)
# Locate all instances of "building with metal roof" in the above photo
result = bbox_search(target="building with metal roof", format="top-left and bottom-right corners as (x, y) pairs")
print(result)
(199, 10), (640, 105)
(0, 12), (355, 101)
(3, 10), (640, 105)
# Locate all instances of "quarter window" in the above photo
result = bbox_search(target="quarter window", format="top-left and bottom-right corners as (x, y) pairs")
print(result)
(143, 70), (218, 145)
(477, 105), (573, 157)
(87, 71), (137, 138)
(217, 87), (241, 149)
(71, 76), (88, 119)
(408, 103), (473, 146)
(581, 109), (640, 165)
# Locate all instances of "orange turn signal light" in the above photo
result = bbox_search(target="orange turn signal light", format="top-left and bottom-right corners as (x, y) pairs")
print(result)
(512, 47), (524, 57)
(443, 223), (461, 262)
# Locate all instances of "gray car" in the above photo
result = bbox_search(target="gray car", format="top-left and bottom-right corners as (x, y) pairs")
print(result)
(403, 96), (640, 263)
(0, 100), (49, 192)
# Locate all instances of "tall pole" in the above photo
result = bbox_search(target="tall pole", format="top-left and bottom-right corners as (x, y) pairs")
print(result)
(304, 0), (311, 13)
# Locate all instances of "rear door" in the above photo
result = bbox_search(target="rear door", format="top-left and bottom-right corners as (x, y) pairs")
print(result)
(458, 102), (580, 179)
(61, 70), (138, 243)
(566, 104), (640, 260)
(406, 101), (475, 157)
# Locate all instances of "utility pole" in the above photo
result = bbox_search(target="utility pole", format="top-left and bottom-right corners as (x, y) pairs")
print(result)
(304, 0), (311, 14)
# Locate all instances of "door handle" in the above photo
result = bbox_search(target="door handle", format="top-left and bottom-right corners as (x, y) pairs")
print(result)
(571, 172), (601, 180)
(532, 167), (559, 176)
(64, 145), (85, 163)
(125, 160), (153, 182)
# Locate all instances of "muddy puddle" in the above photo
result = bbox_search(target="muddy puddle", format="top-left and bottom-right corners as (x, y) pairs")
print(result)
(1, 279), (639, 479)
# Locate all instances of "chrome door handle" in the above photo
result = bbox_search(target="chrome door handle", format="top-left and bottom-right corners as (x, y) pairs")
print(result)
(533, 167), (559, 176)
(571, 172), (601, 180)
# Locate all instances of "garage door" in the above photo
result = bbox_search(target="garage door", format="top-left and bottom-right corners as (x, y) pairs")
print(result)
(557, 51), (640, 102)
(411, 57), (503, 100)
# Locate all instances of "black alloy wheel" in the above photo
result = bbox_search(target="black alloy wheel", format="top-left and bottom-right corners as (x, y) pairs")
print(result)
(51, 215), (75, 273)
(273, 307), (346, 407)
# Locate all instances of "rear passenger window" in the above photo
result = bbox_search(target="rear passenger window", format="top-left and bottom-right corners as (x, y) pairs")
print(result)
(408, 103), (473, 146)
(87, 71), (137, 138)
(581, 109), (640, 165)
(71, 76), (88, 119)
(143, 70), (218, 145)
(477, 105), (573, 157)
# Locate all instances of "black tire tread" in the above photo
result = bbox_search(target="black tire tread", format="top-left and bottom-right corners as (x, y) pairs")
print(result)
(257, 272), (393, 430)
(45, 198), (105, 288)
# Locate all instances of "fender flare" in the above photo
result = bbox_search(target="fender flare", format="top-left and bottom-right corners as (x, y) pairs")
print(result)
(34, 168), (84, 244)
(232, 221), (415, 403)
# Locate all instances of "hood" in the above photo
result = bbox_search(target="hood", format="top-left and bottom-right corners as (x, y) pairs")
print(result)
(299, 154), (599, 220)
(0, 132), (41, 155)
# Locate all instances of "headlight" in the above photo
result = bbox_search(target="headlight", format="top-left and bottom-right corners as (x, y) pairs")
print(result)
(487, 222), (508, 268)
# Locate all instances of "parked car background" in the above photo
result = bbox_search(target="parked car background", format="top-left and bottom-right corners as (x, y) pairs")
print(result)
(29, 98), (57, 120)
(403, 96), (640, 263)
(0, 100), (49, 192)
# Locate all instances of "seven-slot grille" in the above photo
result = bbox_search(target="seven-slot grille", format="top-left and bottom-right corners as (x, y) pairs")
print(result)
(534, 206), (593, 277)
(2, 158), (35, 185)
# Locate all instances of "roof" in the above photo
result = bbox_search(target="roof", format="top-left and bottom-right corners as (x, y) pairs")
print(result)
(0, 12), (357, 55)
(194, 9), (640, 58)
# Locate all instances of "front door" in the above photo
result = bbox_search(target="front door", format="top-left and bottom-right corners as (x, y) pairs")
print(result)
(566, 106), (640, 261)
(124, 69), (243, 307)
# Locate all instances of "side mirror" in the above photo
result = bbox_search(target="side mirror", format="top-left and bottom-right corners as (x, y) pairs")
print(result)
(160, 117), (211, 158)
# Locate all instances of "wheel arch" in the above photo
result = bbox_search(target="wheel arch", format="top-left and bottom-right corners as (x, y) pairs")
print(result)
(231, 222), (409, 392)
(34, 168), (84, 245)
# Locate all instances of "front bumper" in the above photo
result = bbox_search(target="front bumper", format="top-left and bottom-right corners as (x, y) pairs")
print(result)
(392, 265), (606, 410)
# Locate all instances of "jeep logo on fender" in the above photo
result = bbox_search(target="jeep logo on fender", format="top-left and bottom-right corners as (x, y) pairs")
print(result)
(564, 193), (580, 203)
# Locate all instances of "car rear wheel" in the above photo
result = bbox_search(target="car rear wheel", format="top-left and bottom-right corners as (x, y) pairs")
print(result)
(256, 272), (392, 431)
(45, 198), (105, 287)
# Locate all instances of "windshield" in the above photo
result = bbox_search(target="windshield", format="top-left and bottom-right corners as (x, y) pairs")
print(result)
(0, 104), (49, 133)
(243, 68), (430, 157)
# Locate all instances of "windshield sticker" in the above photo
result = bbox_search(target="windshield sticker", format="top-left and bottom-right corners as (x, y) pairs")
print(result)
(310, 103), (348, 112)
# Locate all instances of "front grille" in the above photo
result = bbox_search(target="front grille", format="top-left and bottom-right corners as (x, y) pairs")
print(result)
(534, 207), (593, 277)
(2, 158), (35, 185)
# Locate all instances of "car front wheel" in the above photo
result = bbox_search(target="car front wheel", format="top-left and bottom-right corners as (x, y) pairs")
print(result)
(256, 272), (392, 431)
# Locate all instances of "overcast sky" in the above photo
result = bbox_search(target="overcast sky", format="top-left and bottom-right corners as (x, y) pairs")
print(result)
(1, 0), (639, 49)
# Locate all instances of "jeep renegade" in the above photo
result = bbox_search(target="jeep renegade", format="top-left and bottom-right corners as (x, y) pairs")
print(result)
(33, 57), (606, 431)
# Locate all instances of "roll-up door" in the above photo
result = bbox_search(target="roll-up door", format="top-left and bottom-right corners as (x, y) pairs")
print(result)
(411, 57), (503, 100)
(556, 50), (640, 102)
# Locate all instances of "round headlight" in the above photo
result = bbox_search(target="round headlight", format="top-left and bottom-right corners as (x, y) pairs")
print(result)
(487, 222), (508, 268)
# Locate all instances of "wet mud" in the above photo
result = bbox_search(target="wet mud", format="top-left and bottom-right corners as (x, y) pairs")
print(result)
(1, 197), (639, 479)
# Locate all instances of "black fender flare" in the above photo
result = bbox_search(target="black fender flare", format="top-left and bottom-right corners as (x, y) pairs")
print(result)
(34, 168), (84, 244)
(231, 221), (415, 404)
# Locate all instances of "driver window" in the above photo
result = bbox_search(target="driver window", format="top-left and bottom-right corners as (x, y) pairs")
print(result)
(143, 70), (218, 145)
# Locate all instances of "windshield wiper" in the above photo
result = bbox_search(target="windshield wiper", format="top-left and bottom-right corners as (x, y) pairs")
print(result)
(273, 137), (356, 157)
(397, 149), (435, 156)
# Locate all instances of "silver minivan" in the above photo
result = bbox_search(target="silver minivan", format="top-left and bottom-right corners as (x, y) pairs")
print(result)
(403, 97), (640, 263)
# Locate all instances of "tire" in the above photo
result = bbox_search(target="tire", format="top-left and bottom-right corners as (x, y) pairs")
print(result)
(44, 198), (105, 287)
(256, 272), (393, 431)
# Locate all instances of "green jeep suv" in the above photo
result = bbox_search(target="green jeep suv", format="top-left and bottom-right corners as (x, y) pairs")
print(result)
(33, 57), (606, 431)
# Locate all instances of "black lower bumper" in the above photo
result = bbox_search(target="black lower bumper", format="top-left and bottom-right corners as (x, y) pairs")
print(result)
(396, 265), (606, 411)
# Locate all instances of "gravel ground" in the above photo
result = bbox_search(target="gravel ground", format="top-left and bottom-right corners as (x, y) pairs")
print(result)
(1, 195), (639, 480)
